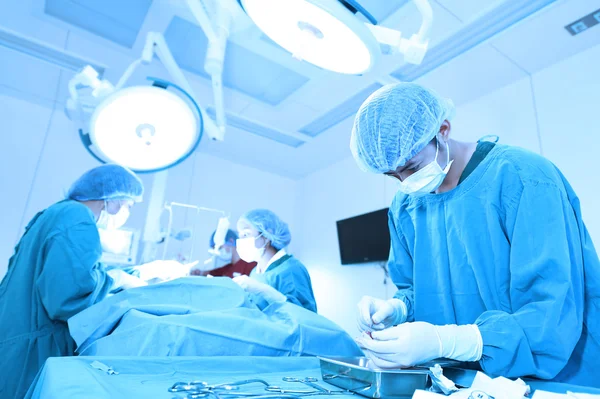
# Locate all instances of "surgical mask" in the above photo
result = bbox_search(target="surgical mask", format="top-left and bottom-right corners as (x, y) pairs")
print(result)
(204, 246), (233, 271)
(212, 254), (231, 269)
(213, 247), (233, 268)
(216, 247), (233, 263)
(398, 140), (453, 197)
(97, 201), (130, 230)
(236, 235), (265, 263)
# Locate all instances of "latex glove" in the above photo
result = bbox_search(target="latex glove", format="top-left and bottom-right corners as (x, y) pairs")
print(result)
(233, 275), (286, 304)
(357, 296), (407, 333)
(133, 260), (197, 281)
(356, 322), (483, 368)
(190, 268), (207, 276)
(107, 269), (148, 291)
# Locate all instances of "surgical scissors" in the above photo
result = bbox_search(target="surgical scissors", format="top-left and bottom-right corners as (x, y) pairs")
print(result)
(185, 392), (303, 399)
(170, 381), (244, 391)
(169, 377), (352, 398)
(169, 379), (310, 398)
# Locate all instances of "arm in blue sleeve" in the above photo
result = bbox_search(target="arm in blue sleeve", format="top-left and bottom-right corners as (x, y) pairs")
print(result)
(476, 182), (585, 379)
(36, 223), (113, 321)
(388, 208), (415, 321)
(269, 264), (317, 313)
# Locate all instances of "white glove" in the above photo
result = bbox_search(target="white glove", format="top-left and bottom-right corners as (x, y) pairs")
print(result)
(107, 269), (148, 291)
(233, 275), (286, 304)
(133, 260), (197, 281)
(356, 322), (483, 368)
(357, 296), (408, 333)
(191, 256), (224, 274)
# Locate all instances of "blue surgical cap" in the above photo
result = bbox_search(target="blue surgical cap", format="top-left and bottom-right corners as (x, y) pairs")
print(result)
(240, 209), (291, 251)
(67, 164), (144, 202)
(350, 83), (455, 173)
(209, 229), (238, 248)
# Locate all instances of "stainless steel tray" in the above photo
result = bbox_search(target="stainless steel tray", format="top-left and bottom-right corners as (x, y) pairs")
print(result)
(318, 357), (462, 399)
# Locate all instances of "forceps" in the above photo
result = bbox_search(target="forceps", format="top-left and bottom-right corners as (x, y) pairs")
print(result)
(169, 381), (240, 393)
(279, 377), (349, 395)
(280, 378), (327, 393)
(169, 379), (309, 398)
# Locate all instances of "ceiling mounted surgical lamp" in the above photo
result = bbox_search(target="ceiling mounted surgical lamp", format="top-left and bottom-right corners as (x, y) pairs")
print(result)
(237, 0), (433, 75)
(84, 76), (203, 173)
(66, 32), (224, 173)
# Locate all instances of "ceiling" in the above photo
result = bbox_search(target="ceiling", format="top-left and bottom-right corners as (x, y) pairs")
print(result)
(0, 0), (599, 179)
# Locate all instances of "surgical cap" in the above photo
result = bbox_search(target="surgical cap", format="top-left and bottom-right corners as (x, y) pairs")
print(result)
(240, 209), (291, 251)
(210, 229), (238, 248)
(350, 83), (455, 173)
(67, 164), (144, 202)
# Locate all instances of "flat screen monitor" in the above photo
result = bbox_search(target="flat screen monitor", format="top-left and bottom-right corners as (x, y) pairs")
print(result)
(336, 208), (391, 265)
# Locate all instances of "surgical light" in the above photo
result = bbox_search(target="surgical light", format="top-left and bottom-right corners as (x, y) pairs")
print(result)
(241, 0), (379, 74)
(87, 81), (202, 172)
(238, 0), (433, 75)
(67, 32), (218, 173)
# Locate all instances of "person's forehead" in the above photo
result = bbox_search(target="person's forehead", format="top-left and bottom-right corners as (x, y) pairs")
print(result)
(386, 149), (428, 174)
(237, 219), (259, 233)
(110, 199), (133, 207)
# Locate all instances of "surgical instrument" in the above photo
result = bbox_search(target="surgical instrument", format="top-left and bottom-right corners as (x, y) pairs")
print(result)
(281, 377), (348, 394)
(168, 377), (353, 399)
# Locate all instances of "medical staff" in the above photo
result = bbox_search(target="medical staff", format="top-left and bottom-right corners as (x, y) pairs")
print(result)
(233, 209), (317, 312)
(0, 164), (144, 399)
(351, 83), (600, 387)
(191, 229), (256, 277)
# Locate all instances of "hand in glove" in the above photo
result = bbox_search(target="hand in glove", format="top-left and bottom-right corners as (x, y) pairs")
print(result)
(233, 275), (286, 304)
(133, 260), (197, 281)
(356, 321), (483, 368)
(357, 296), (408, 333)
(107, 269), (148, 291)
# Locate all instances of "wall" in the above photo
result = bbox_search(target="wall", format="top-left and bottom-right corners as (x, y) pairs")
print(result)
(294, 157), (397, 337)
(294, 42), (600, 337)
(531, 44), (600, 243)
(155, 150), (297, 264)
(0, 95), (297, 280)
(0, 94), (54, 278)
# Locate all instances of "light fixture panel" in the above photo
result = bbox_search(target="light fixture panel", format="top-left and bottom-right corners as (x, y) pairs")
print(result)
(240, 0), (381, 75)
(89, 86), (200, 172)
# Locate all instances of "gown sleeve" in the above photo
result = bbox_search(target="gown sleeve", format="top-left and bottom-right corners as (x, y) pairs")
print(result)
(476, 181), (585, 379)
(36, 222), (113, 321)
(388, 208), (416, 321)
(267, 261), (317, 313)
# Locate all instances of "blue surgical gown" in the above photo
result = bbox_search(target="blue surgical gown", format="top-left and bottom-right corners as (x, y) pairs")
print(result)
(250, 255), (317, 313)
(0, 200), (113, 399)
(388, 145), (600, 387)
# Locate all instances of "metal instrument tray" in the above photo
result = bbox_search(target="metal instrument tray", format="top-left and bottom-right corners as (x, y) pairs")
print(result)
(318, 356), (461, 399)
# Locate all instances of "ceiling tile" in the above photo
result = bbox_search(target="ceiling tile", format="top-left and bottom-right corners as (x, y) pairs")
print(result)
(490, 0), (600, 74)
(44, 0), (152, 48)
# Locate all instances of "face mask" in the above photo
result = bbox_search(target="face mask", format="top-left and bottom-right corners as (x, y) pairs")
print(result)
(97, 201), (130, 230)
(212, 253), (231, 269)
(236, 235), (265, 263)
(398, 140), (453, 197)
(96, 205), (111, 229)
(212, 247), (232, 268)
(216, 247), (233, 263)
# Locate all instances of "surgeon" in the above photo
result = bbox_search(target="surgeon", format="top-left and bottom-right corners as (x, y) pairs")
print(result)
(0, 164), (144, 399)
(351, 83), (600, 387)
(191, 229), (256, 277)
(233, 209), (317, 312)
